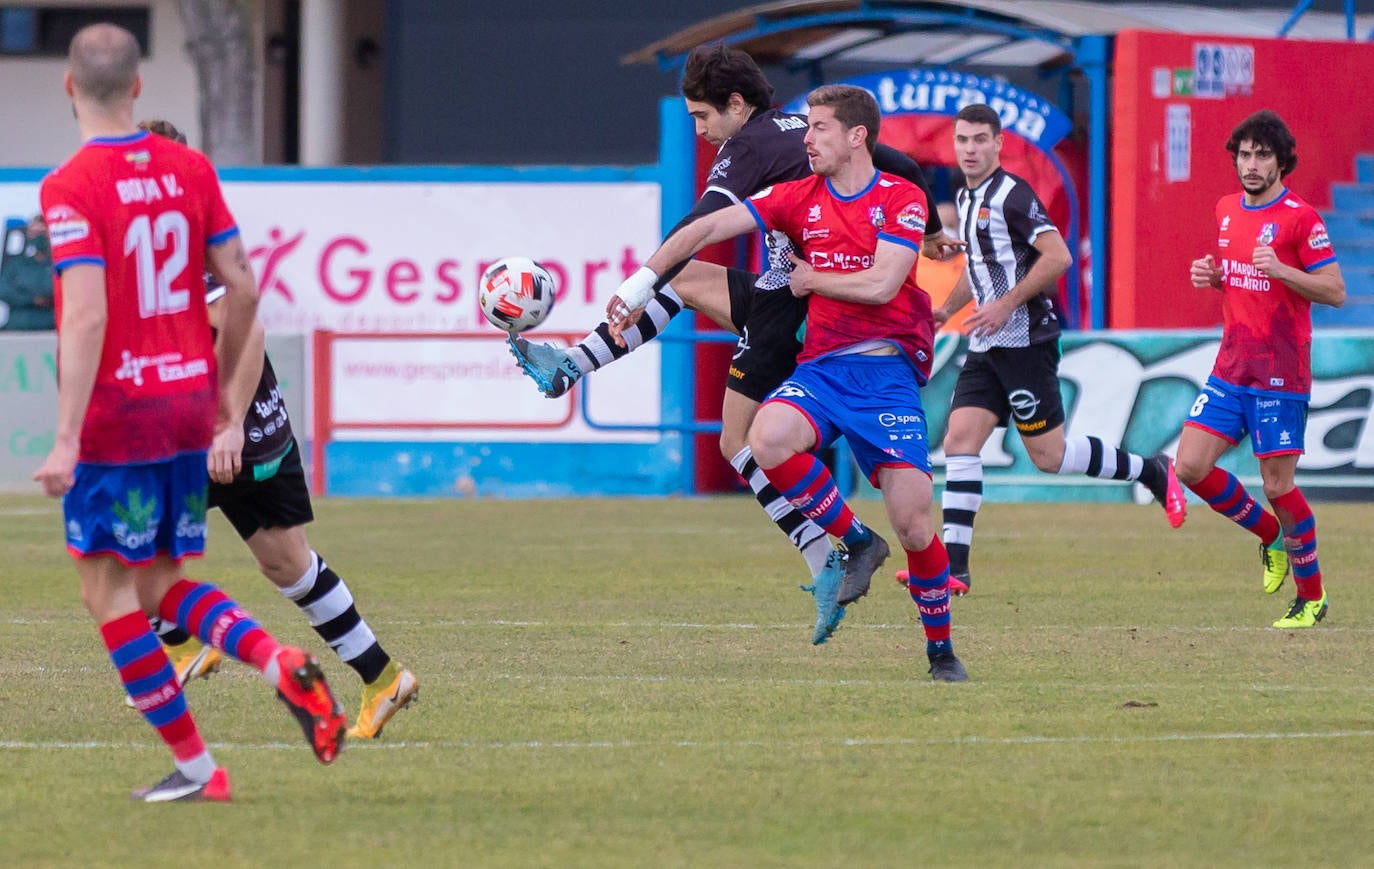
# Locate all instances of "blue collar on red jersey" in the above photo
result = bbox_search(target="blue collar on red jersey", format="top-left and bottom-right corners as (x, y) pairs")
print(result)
(86, 129), (151, 146)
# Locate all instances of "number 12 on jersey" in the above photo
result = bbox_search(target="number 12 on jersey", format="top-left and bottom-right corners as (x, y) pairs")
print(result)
(124, 210), (191, 318)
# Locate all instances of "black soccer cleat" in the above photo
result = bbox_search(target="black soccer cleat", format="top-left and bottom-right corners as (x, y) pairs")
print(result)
(928, 651), (968, 683)
(837, 532), (891, 605)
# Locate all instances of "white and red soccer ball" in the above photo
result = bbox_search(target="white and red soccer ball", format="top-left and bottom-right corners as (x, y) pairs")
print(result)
(478, 256), (555, 333)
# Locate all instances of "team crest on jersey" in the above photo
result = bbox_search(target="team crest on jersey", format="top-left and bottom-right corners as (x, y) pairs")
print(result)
(868, 205), (885, 228)
(1256, 223), (1278, 245)
(707, 156), (731, 182)
(1308, 224), (1331, 250)
(807, 204), (822, 222)
(897, 203), (926, 231)
(977, 206), (990, 230)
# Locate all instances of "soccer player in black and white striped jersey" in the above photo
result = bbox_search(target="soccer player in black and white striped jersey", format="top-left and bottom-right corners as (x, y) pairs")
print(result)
(929, 104), (1186, 595)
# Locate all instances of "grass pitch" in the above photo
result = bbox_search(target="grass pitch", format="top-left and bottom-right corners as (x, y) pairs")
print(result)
(2, 494), (1372, 867)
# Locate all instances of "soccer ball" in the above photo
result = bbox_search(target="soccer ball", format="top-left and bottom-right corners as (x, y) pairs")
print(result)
(478, 256), (556, 333)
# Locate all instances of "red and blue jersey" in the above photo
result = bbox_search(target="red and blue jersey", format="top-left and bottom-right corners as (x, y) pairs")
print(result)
(40, 130), (240, 463)
(745, 170), (932, 379)
(1210, 187), (1335, 396)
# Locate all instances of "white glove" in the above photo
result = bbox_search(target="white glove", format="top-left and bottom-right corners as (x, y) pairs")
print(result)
(615, 266), (659, 312)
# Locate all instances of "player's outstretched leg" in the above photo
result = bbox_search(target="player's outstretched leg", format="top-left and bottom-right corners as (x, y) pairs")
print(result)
(509, 287), (686, 397)
(1141, 453), (1187, 528)
(729, 445), (835, 584)
(941, 454), (981, 594)
(157, 578), (347, 762)
(1055, 436), (1186, 528)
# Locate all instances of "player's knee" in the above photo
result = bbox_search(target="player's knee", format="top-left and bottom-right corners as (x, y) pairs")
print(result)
(718, 429), (747, 463)
(1173, 455), (1208, 486)
(1028, 449), (1062, 474)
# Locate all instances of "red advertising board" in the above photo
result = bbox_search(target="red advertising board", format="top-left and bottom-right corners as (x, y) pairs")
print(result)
(1110, 30), (1374, 327)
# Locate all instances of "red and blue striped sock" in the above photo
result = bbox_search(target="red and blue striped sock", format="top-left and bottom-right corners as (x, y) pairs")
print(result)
(158, 579), (279, 672)
(100, 611), (215, 779)
(761, 453), (868, 545)
(1187, 467), (1280, 544)
(1270, 488), (1323, 600)
(904, 535), (953, 656)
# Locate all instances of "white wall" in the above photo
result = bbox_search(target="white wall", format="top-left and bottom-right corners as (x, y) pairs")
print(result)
(0, 0), (203, 166)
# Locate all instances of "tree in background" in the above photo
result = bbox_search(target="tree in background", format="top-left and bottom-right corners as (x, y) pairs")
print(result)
(176, 0), (257, 165)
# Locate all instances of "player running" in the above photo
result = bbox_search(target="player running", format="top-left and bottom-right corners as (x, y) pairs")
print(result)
(1177, 109), (1344, 628)
(509, 43), (958, 607)
(35, 23), (345, 802)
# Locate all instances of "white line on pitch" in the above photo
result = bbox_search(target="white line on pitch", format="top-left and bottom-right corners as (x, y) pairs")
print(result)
(5, 730), (1374, 753)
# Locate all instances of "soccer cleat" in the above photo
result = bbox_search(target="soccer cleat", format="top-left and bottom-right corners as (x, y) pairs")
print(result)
(896, 569), (970, 596)
(1261, 538), (1290, 594)
(928, 651), (968, 682)
(507, 335), (583, 398)
(1272, 591), (1328, 629)
(274, 647), (347, 764)
(124, 642), (223, 709)
(800, 549), (846, 645)
(1145, 453), (1187, 528)
(130, 767), (231, 803)
(837, 532), (891, 605)
(347, 663), (419, 739)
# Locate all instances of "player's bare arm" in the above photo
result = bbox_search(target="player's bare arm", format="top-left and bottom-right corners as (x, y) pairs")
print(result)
(609, 202), (757, 334)
(1252, 250), (1345, 307)
(33, 263), (107, 497)
(785, 238), (918, 304)
(206, 296), (266, 484)
(935, 270), (974, 325)
(205, 235), (261, 433)
(966, 230), (1071, 338)
(1191, 254), (1223, 289)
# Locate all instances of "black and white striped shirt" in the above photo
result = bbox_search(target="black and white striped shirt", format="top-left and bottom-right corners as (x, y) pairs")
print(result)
(956, 167), (1061, 352)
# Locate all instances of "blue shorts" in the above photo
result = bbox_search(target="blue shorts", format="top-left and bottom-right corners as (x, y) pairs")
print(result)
(763, 353), (931, 486)
(63, 451), (210, 565)
(1184, 375), (1307, 457)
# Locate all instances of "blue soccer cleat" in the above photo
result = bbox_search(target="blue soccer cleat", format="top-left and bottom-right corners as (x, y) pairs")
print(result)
(801, 549), (846, 645)
(507, 335), (582, 398)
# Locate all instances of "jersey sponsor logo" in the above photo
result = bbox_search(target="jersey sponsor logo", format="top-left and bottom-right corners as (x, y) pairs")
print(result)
(772, 114), (807, 132)
(45, 205), (90, 246)
(1220, 215), (1231, 231)
(1270, 376), (1286, 387)
(1256, 223), (1277, 245)
(808, 250), (875, 271)
(1222, 258), (1271, 292)
(868, 205), (886, 228)
(877, 412), (923, 427)
(176, 492), (208, 540)
(707, 156), (731, 183)
(802, 227), (830, 241)
(112, 489), (158, 550)
(897, 203), (926, 231)
(114, 350), (210, 387)
(807, 204), (822, 223)
(1308, 224), (1331, 250)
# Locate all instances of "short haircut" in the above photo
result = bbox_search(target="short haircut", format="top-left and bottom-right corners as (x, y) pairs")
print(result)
(806, 84), (881, 155)
(1225, 109), (1298, 177)
(68, 23), (140, 103)
(138, 118), (187, 145)
(955, 103), (1001, 136)
(680, 43), (774, 113)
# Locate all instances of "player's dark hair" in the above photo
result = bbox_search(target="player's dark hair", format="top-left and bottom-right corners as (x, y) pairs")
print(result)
(955, 103), (1001, 136)
(806, 84), (881, 156)
(680, 43), (774, 113)
(138, 118), (187, 145)
(1226, 109), (1297, 177)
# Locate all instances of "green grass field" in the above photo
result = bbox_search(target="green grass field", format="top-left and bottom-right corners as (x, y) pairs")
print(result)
(2, 493), (1372, 867)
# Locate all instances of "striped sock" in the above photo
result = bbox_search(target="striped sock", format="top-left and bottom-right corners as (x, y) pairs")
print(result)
(904, 535), (953, 655)
(1059, 434), (1145, 481)
(567, 286), (684, 373)
(1186, 467), (1281, 544)
(101, 611), (215, 781)
(941, 454), (982, 575)
(280, 551), (390, 684)
(730, 445), (832, 579)
(1270, 488), (1322, 600)
(761, 453), (866, 543)
(158, 579), (279, 672)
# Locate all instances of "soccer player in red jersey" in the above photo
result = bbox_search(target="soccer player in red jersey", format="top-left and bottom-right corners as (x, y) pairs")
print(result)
(1177, 109), (1345, 628)
(32, 23), (346, 802)
(609, 84), (966, 681)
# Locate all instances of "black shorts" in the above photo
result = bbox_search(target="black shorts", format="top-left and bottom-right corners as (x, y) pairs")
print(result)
(207, 439), (314, 540)
(723, 268), (807, 402)
(950, 341), (1065, 436)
